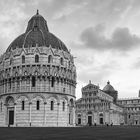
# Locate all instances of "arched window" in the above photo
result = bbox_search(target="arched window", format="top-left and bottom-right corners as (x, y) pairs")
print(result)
(35, 54), (39, 63)
(22, 55), (25, 64)
(62, 101), (65, 111)
(60, 58), (64, 65)
(9, 79), (11, 89)
(99, 113), (103, 117)
(70, 98), (74, 107)
(32, 76), (36, 87)
(51, 77), (55, 87)
(51, 101), (54, 110)
(22, 101), (25, 110)
(36, 100), (40, 110)
(48, 55), (53, 63)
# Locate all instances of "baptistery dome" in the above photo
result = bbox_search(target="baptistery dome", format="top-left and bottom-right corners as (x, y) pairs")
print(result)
(0, 11), (76, 127)
(6, 10), (68, 52)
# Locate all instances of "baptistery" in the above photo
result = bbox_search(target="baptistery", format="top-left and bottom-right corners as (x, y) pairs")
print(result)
(0, 10), (76, 127)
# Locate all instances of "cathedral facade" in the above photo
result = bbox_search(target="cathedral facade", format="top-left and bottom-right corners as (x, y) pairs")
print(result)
(0, 11), (76, 127)
(76, 81), (124, 126)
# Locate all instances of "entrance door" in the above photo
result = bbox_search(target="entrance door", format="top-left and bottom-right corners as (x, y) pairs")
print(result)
(100, 118), (103, 124)
(88, 116), (92, 126)
(9, 110), (14, 125)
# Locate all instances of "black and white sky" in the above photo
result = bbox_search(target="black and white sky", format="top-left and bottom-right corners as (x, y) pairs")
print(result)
(1, 0), (140, 99)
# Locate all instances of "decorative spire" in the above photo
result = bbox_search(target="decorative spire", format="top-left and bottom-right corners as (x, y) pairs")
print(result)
(107, 80), (110, 84)
(89, 80), (91, 84)
(36, 9), (39, 15)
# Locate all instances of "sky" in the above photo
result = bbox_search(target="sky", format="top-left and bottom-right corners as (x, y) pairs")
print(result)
(1, 0), (140, 99)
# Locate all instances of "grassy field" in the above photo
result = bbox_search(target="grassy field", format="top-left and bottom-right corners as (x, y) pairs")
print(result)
(0, 126), (140, 140)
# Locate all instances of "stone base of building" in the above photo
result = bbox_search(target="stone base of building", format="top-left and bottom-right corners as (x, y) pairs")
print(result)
(0, 92), (76, 127)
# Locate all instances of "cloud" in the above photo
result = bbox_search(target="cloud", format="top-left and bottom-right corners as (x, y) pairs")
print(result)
(131, 57), (140, 69)
(80, 25), (140, 51)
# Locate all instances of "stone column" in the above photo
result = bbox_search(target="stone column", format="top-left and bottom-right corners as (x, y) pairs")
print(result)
(73, 105), (75, 126)
(49, 77), (51, 92)
(35, 76), (37, 92)
(30, 77), (32, 92)
(14, 103), (17, 126)
(5, 80), (7, 93)
(67, 104), (69, 126)
(44, 102), (47, 126)
(29, 102), (32, 126)
(57, 103), (60, 126)
(3, 103), (7, 126)
(4, 80), (5, 93)
(40, 76), (42, 92)
(19, 77), (22, 92)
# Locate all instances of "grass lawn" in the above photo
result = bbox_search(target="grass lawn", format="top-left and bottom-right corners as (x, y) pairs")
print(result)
(0, 126), (140, 140)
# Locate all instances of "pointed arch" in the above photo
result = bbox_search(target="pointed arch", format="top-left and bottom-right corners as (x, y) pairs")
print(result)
(35, 54), (39, 63)
(48, 55), (53, 63)
(22, 55), (25, 64)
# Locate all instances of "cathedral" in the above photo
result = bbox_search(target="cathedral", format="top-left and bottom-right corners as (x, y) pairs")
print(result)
(75, 81), (124, 125)
(76, 81), (140, 126)
(0, 11), (76, 127)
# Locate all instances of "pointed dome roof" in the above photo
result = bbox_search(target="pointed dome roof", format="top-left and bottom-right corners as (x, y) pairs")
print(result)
(103, 81), (115, 92)
(6, 10), (68, 53)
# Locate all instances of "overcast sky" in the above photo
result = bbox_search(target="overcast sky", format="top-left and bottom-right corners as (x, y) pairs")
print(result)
(1, 0), (140, 99)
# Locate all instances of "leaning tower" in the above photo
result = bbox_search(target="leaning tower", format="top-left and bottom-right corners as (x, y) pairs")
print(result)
(0, 10), (76, 127)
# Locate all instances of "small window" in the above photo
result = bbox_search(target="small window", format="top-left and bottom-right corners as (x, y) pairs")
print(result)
(51, 77), (55, 87)
(48, 55), (53, 63)
(51, 101), (54, 110)
(128, 115), (131, 118)
(37, 100), (40, 110)
(62, 102), (65, 111)
(60, 58), (64, 65)
(32, 76), (36, 87)
(22, 55), (25, 64)
(22, 101), (25, 110)
(35, 55), (39, 63)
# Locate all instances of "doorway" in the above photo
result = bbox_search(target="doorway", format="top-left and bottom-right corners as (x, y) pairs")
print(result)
(78, 118), (81, 124)
(135, 120), (138, 125)
(99, 113), (104, 124)
(88, 116), (92, 126)
(9, 110), (14, 125)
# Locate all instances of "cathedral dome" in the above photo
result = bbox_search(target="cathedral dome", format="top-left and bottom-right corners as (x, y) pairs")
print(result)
(6, 10), (68, 53)
(103, 81), (115, 92)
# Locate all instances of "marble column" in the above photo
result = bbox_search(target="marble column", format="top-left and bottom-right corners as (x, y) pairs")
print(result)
(29, 102), (32, 126)
(57, 102), (60, 126)
(14, 103), (16, 126)
(44, 102), (47, 126)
